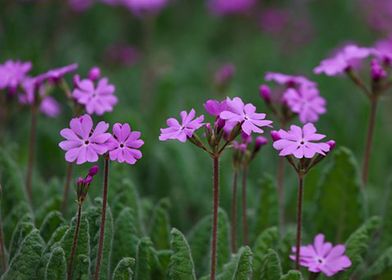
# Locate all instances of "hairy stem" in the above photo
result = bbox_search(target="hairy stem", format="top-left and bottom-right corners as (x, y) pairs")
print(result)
(295, 174), (304, 270)
(277, 156), (285, 232)
(26, 104), (38, 203)
(362, 97), (378, 185)
(94, 156), (109, 280)
(210, 156), (220, 280)
(241, 166), (249, 245)
(61, 163), (74, 215)
(230, 170), (238, 253)
(67, 202), (82, 280)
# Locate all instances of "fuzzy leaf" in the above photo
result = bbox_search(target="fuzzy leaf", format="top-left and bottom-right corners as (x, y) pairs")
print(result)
(252, 175), (279, 241)
(379, 180), (392, 250)
(8, 221), (34, 262)
(112, 257), (135, 280)
(168, 228), (196, 280)
(135, 237), (154, 280)
(1, 229), (45, 280)
(60, 215), (90, 262)
(252, 227), (279, 278)
(3, 202), (31, 245)
(280, 270), (303, 280)
(149, 198), (171, 250)
(35, 196), (62, 228)
(111, 207), (139, 272)
(40, 210), (66, 242)
(314, 147), (365, 242)
(259, 249), (282, 280)
(73, 254), (90, 280)
(45, 247), (66, 280)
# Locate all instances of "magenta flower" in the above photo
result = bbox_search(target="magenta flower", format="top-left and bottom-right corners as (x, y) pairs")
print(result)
(122, 0), (168, 15)
(265, 72), (316, 88)
(73, 77), (118, 115)
(314, 44), (373, 76)
(290, 234), (351, 277)
(284, 86), (326, 124)
(204, 99), (228, 116)
(373, 36), (392, 64)
(272, 123), (330, 158)
(208, 0), (255, 16)
(36, 63), (78, 85)
(107, 123), (144, 164)
(59, 114), (112, 164)
(159, 109), (204, 143)
(370, 59), (387, 80)
(0, 60), (32, 92)
(40, 96), (61, 117)
(220, 97), (272, 136)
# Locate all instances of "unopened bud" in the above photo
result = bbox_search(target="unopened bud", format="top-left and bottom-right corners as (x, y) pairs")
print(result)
(88, 66), (101, 81)
(259, 84), (271, 103)
(270, 130), (281, 141)
(88, 165), (99, 176)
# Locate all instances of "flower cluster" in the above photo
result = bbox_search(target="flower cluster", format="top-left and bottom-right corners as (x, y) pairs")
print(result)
(0, 60), (32, 93)
(261, 72), (326, 124)
(72, 67), (118, 116)
(291, 234), (352, 276)
(76, 165), (99, 204)
(232, 133), (268, 168)
(59, 114), (144, 165)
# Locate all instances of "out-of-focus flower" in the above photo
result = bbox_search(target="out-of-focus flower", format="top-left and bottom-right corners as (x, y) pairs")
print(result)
(290, 233), (351, 276)
(35, 63), (78, 85)
(284, 86), (326, 124)
(107, 123), (144, 164)
(360, 0), (392, 34)
(122, 0), (168, 15)
(104, 44), (140, 67)
(272, 123), (330, 158)
(159, 109), (204, 143)
(204, 99), (228, 117)
(59, 114), (112, 164)
(314, 44), (373, 76)
(265, 72), (316, 88)
(88, 66), (101, 81)
(68, 0), (94, 12)
(373, 36), (392, 64)
(40, 96), (61, 117)
(370, 59), (387, 80)
(73, 77), (118, 115)
(220, 97), (272, 135)
(0, 60), (32, 92)
(214, 63), (235, 89)
(208, 0), (255, 16)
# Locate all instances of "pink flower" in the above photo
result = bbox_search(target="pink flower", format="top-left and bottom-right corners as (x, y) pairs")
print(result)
(373, 37), (392, 64)
(272, 123), (330, 158)
(40, 96), (61, 117)
(265, 72), (316, 88)
(290, 234), (351, 277)
(204, 99), (228, 116)
(73, 77), (118, 115)
(208, 0), (255, 16)
(220, 97), (272, 136)
(314, 44), (373, 76)
(159, 109), (204, 142)
(122, 0), (168, 15)
(0, 60), (32, 92)
(107, 123), (144, 164)
(36, 63), (78, 84)
(370, 59), (387, 80)
(59, 114), (112, 164)
(284, 86), (326, 124)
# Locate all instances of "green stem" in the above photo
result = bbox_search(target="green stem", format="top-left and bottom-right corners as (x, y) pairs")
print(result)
(230, 170), (238, 253)
(67, 202), (82, 280)
(295, 173), (304, 270)
(210, 156), (220, 280)
(94, 156), (109, 280)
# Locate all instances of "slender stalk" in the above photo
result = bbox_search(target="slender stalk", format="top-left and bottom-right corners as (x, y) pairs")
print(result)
(230, 170), (238, 253)
(277, 156), (285, 232)
(241, 166), (249, 245)
(362, 97), (378, 185)
(94, 156), (109, 280)
(67, 202), (82, 280)
(61, 163), (74, 214)
(0, 186), (7, 273)
(295, 174), (304, 270)
(26, 104), (38, 203)
(210, 156), (220, 280)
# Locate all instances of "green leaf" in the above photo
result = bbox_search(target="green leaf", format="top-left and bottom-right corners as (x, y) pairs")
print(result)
(259, 249), (282, 280)
(314, 147), (365, 242)
(111, 207), (139, 272)
(35, 196), (62, 228)
(336, 216), (381, 280)
(113, 257), (135, 280)
(135, 237), (154, 280)
(252, 175), (279, 240)
(168, 228), (196, 280)
(363, 247), (392, 279)
(60, 215), (90, 262)
(277, 228), (296, 273)
(379, 180), (392, 250)
(39, 211), (66, 242)
(149, 198), (171, 250)
(212, 246), (252, 280)
(8, 221), (34, 262)
(187, 208), (230, 276)
(3, 202), (31, 245)
(280, 270), (303, 280)
(1, 229), (45, 280)
(45, 247), (66, 280)
(252, 227), (279, 279)
(73, 254), (90, 280)
(156, 249), (172, 276)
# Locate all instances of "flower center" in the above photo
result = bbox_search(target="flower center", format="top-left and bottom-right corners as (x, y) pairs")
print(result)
(300, 140), (305, 145)
(316, 257), (324, 264)
(120, 143), (124, 148)
(84, 140), (90, 145)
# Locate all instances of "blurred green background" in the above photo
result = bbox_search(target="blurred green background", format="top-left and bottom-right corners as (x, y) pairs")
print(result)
(1, 0), (391, 233)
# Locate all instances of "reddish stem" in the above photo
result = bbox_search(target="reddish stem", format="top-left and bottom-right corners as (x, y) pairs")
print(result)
(230, 170), (238, 253)
(277, 156), (285, 232)
(26, 104), (38, 203)
(210, 156), (219, 280)
(67, 202), (82, 280)
(362, 97), (378, 185)
(241, 166), (249, 245)
(295, 174), (304, 270)
(61, 163), (74, 214)
(94, 156), (109, 280)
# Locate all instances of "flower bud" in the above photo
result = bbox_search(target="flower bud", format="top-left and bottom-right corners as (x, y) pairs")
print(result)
(259, 84), (271, 103)
(270, 130), (281, 141)
(73, 74), (81, 88)
(88, 66), (101, 81)
(255, 136), (268, 149)
(88, 165), (99, 176)
(371, 59), (386, 81)
(327, 140), (336, 151)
